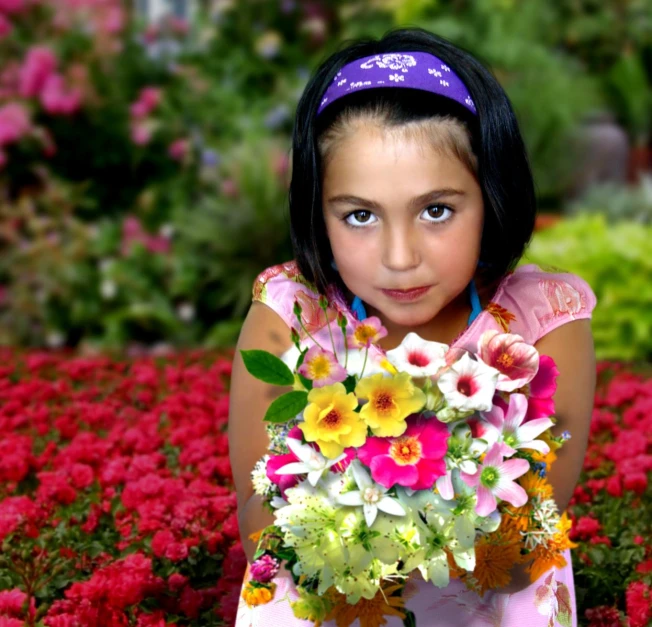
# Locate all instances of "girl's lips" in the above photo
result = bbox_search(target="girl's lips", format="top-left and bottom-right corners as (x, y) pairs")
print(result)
(381, 286), (431, 301)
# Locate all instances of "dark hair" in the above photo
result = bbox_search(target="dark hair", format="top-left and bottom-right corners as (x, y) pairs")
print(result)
(289, 27), (537, 296)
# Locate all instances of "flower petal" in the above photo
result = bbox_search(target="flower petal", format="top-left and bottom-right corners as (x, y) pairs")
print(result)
(494, 480), (528, 507)
(475, 486), (497, 516)
(377, 496), (406, 517)
(363, 503), (378, 527)
(338, 490), (364, 506)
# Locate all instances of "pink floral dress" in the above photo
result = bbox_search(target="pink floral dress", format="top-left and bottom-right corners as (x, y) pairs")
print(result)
(236, 261), (597, 627)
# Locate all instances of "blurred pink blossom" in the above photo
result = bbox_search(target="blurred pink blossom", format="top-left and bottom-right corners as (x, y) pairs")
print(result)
(121, 216), (171, 256)
(130, 121), (153, 146)
(19, 46), (57, 98)
(130, 87), (162, 119)
(0, 14), (13, 37)
(40, 74), (82, 115)
(168, 138), (189, 162)
(168, 16), (189, 36)
(0, 150), (6, 169)
(0, 102), (31, 146)
(100, 5), (124, 35)
(0, 0), (25, 15)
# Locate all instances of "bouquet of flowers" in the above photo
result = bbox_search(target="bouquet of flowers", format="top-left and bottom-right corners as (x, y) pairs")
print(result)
(240, 295), (575, 626)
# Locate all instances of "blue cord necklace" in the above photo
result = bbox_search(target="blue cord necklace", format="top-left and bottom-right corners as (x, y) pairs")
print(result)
(351, 279), (483, 325)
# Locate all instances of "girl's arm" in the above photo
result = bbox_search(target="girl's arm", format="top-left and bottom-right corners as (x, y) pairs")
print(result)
(228, 301), (295, 564)
(496, 318), (596, 594)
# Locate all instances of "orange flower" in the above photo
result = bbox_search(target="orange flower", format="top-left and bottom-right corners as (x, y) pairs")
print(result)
(519, 471), (554, 500)
(325, 582), (406, 627)
(471, 533), (523, 596)
(248, 528), (264, 544)
(242, 581), (276, 607)
(486, 302), (517, 332)
(523, 513), (577, 582)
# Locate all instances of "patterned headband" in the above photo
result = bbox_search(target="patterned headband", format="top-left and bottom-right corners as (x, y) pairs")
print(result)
(317, 51), (477, 117)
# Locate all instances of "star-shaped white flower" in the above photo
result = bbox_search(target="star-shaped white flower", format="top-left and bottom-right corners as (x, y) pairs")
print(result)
(275, 438), (346, 487)
(337, 460), (406, 527)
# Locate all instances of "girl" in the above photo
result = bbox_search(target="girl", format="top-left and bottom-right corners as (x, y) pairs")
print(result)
(228, 27), (596, 627)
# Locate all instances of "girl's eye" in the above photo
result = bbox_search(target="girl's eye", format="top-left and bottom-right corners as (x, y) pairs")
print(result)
(344, 210), (377, 228)
(422, 204), (453, 223)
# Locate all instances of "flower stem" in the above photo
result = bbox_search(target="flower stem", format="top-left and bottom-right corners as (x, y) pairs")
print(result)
(360, 346), (369, 379)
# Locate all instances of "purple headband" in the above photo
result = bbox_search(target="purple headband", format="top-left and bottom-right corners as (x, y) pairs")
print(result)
(317, 51), (476, 117)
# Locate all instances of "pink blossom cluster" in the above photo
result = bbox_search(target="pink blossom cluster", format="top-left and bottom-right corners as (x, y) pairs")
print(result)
(19, 46), (82, 114)
(0, 347), (246, 625)
(121, 215), (171, 256)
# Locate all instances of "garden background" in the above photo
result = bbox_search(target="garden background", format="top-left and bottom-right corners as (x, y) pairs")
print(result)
(0, 0), (651, 625)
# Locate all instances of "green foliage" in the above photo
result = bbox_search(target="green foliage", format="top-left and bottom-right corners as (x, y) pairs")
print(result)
(523, 214), (652, 361)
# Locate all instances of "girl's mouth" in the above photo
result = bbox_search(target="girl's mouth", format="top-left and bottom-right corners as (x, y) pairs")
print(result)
(380, 286), (431, 301)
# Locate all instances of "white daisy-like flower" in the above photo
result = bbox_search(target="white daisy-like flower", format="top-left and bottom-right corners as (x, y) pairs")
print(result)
(251, 455), (274, 497)
(521, 497), (561, 550)
(437, 352), (499, 412)
(385, 332), (449, 378)
(337, 460), (405, 527)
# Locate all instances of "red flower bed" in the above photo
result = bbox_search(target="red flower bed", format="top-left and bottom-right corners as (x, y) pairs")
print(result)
(1, 351), (650, 626)
(569, 362), (652, 626)
(0, 348), (246, 626)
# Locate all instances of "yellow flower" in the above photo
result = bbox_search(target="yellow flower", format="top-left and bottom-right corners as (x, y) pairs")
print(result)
(242, 581), (276, 607)
(355, 372), (426, 437)
(300, 382), (367, 458)
(325, 582), (406, 627)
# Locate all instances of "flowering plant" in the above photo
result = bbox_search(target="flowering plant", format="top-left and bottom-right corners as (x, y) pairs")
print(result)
(240, 296), (575, 625)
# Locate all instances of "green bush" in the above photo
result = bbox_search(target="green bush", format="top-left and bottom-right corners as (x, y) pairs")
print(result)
(523, 214), (652, 361)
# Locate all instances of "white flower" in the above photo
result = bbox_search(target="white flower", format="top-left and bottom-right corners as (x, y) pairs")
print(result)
(437, 352), (499, 412)
(176, 302), (195, 322)
(337, 460), (405, 527)
(275, 438), (347, 487)
(100, 279), (117, 300)
(385, 332), (448, 378)
(251, 455), (274, 496)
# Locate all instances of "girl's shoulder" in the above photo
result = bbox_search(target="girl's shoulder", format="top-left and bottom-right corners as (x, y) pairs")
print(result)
(488, 263), (597, 344)
(251, 260), (341, 333)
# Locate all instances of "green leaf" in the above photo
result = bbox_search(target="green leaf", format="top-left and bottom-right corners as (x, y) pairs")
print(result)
(343, 374), (357, 394)
(240, 349), (295, 386)
(264, 391), (308, 423)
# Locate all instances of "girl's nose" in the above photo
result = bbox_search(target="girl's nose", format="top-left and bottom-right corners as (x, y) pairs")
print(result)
(381, 227), (420, 272)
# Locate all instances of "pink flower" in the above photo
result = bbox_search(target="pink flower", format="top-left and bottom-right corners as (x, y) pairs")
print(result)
(168, 138), (189, 161)
(481, 392), (553, 456)
(524, 354), (559, 421)
(250, 554), (280, 583)
(348, 316), (388, 349)
(19, 46), (57, 98)
(437, 352), (499, 412)
(40, 74), (82, 115)
(0, 0), (25, 15)
(297, 346), (347, 387)
(0, 14), (12, 38)
(477, 330), (539, 392)
(130, 121), (153, 146)
(461, 443), (529, 516)
(266, 427), (303, 494)
(130, 87), (162, 119)
(0, 102), (31, 146)
(358, 416), (449, 489)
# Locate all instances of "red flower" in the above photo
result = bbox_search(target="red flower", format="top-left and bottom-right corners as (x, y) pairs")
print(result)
(623, 473), (648, 495)
(625, 581), (652, 627)
(571, 516), (601, 541)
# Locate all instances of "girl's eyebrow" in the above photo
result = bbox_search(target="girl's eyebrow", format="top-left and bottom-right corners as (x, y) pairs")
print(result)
(326, 188), (466, 209)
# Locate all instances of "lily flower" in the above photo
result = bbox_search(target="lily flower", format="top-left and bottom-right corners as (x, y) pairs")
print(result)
(385, 332), (449, 378)
(337, 460), (406, 527)
(460, 443), (529, 516)
(437, 352), (499, 412)
(477, 330), (539, 392)
(275, 437), (347, 487)
(481, 393), (554, 456)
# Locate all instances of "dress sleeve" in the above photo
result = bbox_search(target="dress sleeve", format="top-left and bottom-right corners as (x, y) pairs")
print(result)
(251, 261), (333, 336)
(494, 264), (597, 344)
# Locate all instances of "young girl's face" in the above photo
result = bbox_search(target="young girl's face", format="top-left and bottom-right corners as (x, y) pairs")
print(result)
(322, 123), (484, 333)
